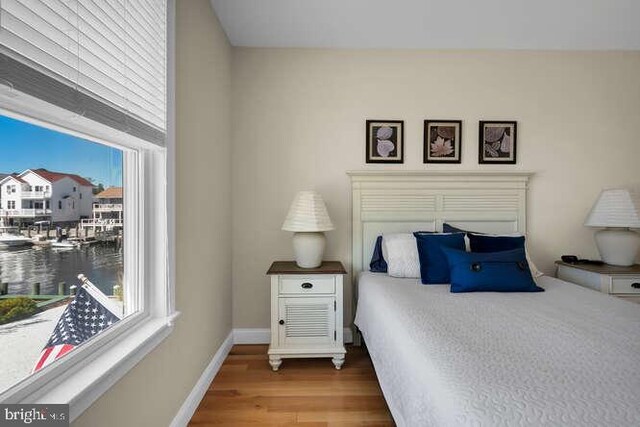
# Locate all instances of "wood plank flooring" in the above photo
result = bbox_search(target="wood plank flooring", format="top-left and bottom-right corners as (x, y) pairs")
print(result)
(189, 345), (394, 426)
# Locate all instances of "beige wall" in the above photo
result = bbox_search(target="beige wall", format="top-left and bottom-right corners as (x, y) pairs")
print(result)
(231, 49), (640, 329)
(73, 1), (232, 426)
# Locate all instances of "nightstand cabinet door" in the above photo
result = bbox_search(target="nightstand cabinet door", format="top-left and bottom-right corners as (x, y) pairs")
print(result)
(278, 296), (336, 346)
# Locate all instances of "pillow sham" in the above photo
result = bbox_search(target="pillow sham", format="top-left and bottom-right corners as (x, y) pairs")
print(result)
(468, 233), (525, 253)
(369, 235), (388, 273)
(443, 223), (543, 278)
(441, 247), (544, 293)
(414, 232), (465, 284)
(382, 233), (421, 278)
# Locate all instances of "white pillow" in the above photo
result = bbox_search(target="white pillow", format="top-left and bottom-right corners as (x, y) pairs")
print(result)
(381, 233), (420, 278)
(524, 243), (544, 278)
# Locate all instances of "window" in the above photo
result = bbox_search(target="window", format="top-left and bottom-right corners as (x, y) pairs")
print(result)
(0, 1), (173, 417)
(79, 193), (82, 199)
(73, 186), (77, 192)
(0, 114), (127, 390)
(7, 201), (15, 209)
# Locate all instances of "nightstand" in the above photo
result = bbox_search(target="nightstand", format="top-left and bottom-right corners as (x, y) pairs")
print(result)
(266, 261), (347, 371)
(555, 261), (640, 304)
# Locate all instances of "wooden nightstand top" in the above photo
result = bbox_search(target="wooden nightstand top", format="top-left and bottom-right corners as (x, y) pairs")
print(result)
(555, 260), (640, 274)
(267, 261), (346, 275)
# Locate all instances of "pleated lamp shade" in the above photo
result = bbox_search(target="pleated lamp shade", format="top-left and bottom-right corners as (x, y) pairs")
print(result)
(584, 189), (640, 228)
(282, 191), (334, 232)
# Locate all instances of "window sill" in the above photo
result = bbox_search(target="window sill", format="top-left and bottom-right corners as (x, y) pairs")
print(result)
(25, 312), (180, 421)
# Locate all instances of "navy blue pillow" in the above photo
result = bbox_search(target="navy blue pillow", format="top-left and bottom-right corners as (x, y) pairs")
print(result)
(441, 247), (543, 293)
(413, 232), (465, 284)
(443, 223), (466, 234)
(443, 223), (527, 253)
(369, 235), (388, 273)
(468, 233), (525, 253)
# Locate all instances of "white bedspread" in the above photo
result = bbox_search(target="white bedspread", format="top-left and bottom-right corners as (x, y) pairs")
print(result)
(354, 272), (640, 427)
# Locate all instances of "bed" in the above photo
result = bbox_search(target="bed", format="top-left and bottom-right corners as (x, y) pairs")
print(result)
(348, 171), (640, 426)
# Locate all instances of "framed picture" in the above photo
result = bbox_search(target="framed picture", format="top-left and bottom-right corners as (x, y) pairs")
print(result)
(479, 121), (517, 164)
(366, 120), (404, 163)
(423, 120), (462, 164)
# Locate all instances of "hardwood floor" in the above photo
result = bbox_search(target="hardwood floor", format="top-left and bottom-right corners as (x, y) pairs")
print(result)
(189, 344), (394, 426)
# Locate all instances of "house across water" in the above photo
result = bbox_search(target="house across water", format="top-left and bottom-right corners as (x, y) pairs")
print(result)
(81, 187), (123, 232)
(0, 169), (93, 226)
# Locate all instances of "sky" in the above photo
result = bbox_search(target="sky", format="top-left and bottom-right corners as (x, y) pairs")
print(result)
(0, 115), (122, 187)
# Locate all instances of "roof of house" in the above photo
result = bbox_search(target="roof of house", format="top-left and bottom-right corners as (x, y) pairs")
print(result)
(95, 187), (123, 199)
(28, 169), (93, 187)
(0, 173), (27, 185)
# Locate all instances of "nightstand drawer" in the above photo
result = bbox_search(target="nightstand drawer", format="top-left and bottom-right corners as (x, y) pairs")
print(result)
(610, 278), (640, 294)
(279, 277), (335, 295)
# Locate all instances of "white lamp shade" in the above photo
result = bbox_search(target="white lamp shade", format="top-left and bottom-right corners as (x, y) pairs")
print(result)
(282, 191), (334, 232)
(584, 189), (640, 228)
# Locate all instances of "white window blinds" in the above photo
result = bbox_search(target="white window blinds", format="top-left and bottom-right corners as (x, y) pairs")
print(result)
(0, 0), (167, 145)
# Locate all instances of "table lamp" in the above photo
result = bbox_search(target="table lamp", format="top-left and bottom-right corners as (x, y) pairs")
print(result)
(282, 191), (334, 268)
(584, 188), (640, 266)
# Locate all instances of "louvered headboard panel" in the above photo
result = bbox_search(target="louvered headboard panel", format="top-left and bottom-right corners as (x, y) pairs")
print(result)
(348, 171), (533, 280)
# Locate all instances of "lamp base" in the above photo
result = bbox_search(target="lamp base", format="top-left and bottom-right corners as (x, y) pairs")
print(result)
(594, 228), (640, 267)
(292, 232), (325, 268)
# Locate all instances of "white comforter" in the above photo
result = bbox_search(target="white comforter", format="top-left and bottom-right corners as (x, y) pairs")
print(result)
(354, 272), (640, 427)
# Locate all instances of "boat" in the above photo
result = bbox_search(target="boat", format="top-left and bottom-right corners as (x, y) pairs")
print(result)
(49, 239), (80, 249)
(31, 235), (52, 247)
(0, 218), (33, 248)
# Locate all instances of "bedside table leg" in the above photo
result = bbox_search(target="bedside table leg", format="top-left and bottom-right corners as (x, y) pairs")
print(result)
(332, 355), (345, 370)
(269, 355), (282, 371)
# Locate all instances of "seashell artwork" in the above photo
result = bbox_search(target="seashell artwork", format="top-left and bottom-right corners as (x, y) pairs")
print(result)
(424, 120), (462, 164)
(366, 120), (404, 163)
(479, 121), (517, 164)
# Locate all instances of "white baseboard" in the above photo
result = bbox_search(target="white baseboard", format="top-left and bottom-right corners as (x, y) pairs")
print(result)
(233, 327), (353, 344)
(233, 328), (271, 344)
(169, 331), (233, 427)
(172, 326), (353, 426)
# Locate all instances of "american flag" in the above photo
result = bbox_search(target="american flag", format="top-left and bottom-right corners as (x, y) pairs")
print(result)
(33, 279), (122, 373)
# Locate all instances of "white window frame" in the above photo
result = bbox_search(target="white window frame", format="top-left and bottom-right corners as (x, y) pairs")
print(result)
(0, 1), (176, 421)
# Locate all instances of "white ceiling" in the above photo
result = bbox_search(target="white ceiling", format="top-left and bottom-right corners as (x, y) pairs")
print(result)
(210, 0), (640, 50)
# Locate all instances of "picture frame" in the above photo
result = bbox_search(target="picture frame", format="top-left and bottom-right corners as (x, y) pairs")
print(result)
(478, 121), (517, 164)
(423, 120), (462, 164)
(366, 120), (404, 163)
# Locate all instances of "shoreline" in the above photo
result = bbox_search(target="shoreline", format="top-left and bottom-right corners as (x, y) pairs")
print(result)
(0, 305), (66, 392)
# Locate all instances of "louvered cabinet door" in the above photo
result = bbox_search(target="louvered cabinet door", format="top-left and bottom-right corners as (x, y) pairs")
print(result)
(278, 297), (336, 347)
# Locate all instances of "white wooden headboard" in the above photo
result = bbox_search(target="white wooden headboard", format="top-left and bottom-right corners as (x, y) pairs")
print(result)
(348, 171), (533, 279)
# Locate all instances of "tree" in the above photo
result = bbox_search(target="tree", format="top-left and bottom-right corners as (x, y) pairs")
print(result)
(93, 183), (105, 195)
